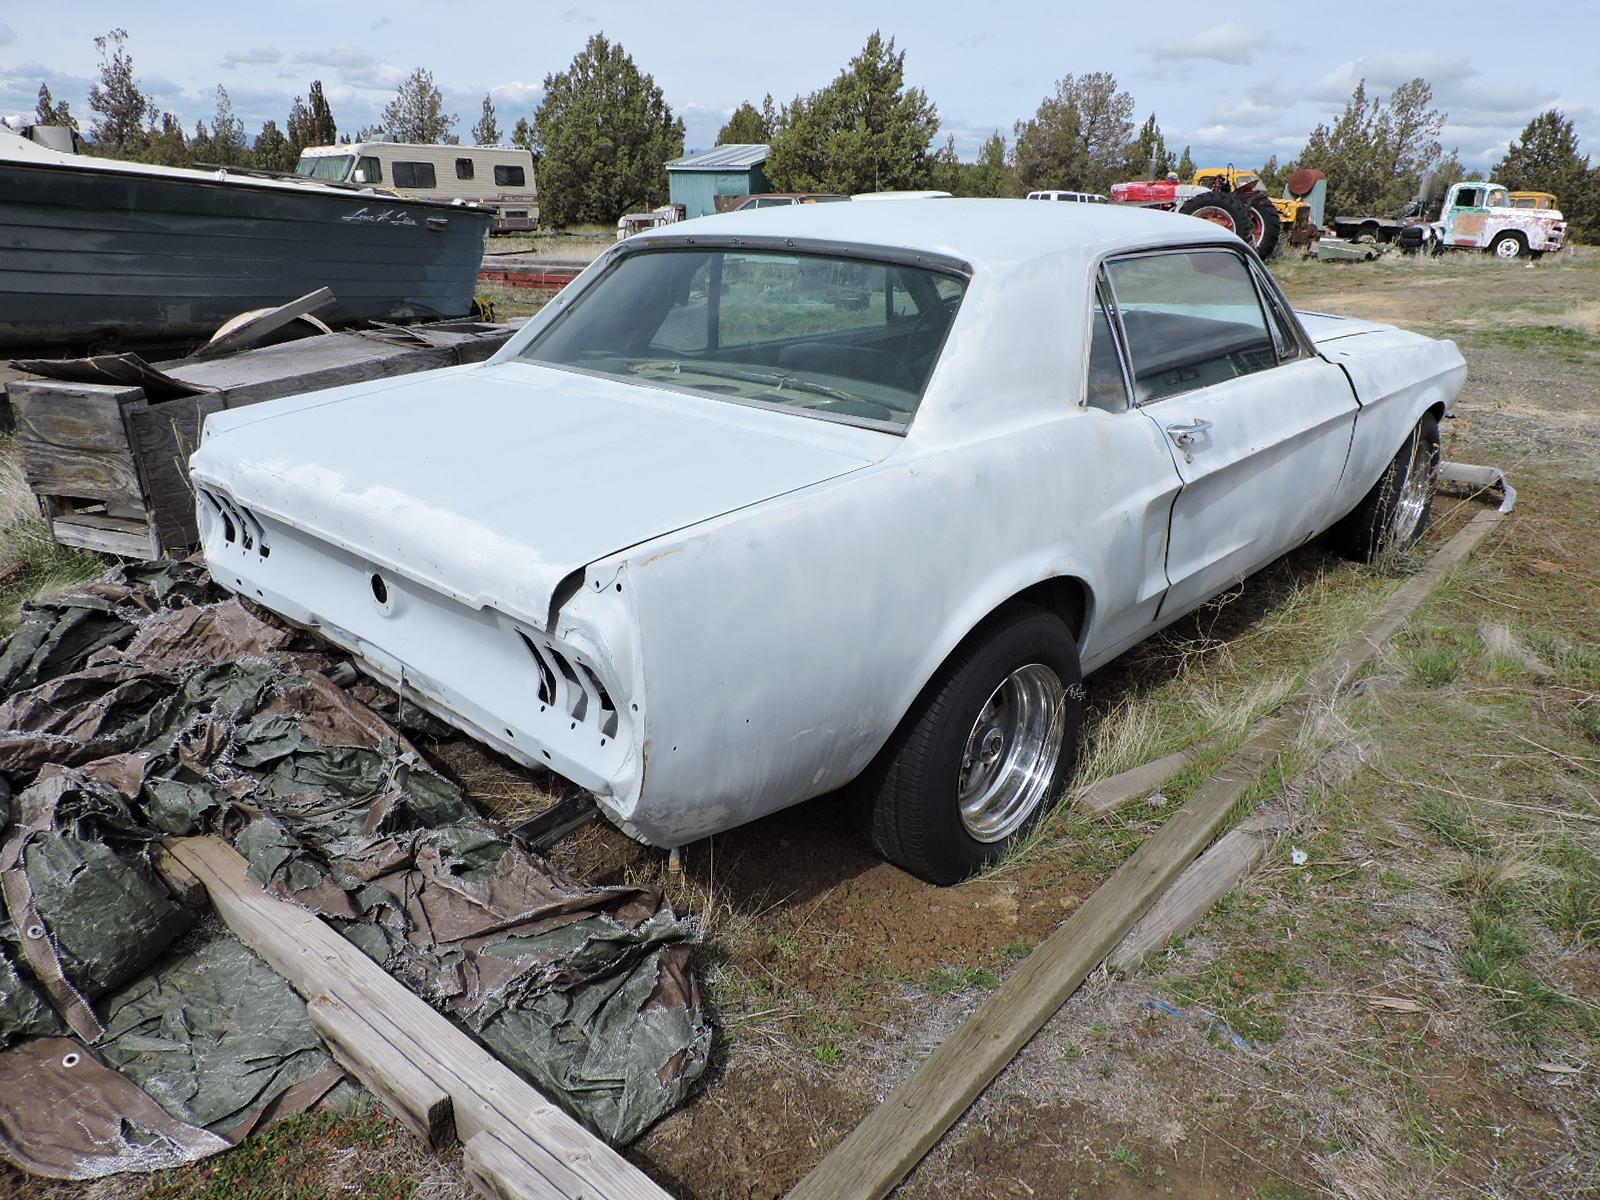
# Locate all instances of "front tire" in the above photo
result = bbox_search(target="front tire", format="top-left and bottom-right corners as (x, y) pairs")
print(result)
(1245, 193), (1282, 257)
(1330, 412), (1441, 563)
(1491, 231), (1527, 260)
(859, 605), (1083, 884)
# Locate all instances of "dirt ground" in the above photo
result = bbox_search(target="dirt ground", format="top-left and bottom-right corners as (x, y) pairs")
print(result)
(3, 247), (1598, 1200)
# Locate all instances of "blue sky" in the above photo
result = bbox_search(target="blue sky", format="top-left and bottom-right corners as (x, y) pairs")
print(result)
(3, 1), (1596, 170)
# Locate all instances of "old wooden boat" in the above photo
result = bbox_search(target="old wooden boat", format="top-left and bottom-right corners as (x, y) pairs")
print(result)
(0, 126), (493, 350)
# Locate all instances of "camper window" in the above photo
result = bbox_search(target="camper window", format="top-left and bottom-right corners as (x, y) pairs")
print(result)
(456, 158), (475, 180)
(494, 164), (526, 187)
(394, 161), (437, 189)
(356, 156), (382, 184)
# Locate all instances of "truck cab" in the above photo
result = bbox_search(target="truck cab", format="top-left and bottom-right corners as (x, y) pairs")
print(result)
(1436, 180), (1565, 259)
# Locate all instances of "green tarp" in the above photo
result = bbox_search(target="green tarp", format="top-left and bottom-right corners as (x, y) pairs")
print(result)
(0, 563), (709, 1179)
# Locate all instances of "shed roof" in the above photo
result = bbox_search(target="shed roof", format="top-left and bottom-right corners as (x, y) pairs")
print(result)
(665, 144), (769, 172)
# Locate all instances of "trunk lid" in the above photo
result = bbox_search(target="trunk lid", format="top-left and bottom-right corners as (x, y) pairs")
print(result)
(190, 360), (889, 626)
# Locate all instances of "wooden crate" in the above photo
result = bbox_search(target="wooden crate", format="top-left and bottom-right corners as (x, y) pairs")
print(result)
(9, 322), (518, 561)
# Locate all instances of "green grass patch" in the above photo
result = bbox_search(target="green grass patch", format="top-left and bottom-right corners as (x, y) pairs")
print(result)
(1409, 646), (1462, 686)
(924, 965), (1001, 996)
(1169, 939), (1309, 1043)
(1412, 794), (1492, 854)
(1540, 836), (1600, 945)
(1472, 324), (1600, 363)
(143, 1110), (404, 1200)
(1458, 910), (1567, 1041)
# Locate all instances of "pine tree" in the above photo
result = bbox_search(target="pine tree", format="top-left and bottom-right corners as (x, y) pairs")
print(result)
(1124, 113), (1170, 179)
(970, 131), (1018, 197)
(253, 119), (295, 172)
(1493, 110), (1597, 240)
(287, 81), (338, 154)
(86, 28), (154, 157)
(203, 85), (248, 166)
(534, 33), (684, 224)
(1013, 73), (1134, 194)
(142, 112), (189, 167)
(1297, 79), (1445, 218)
(35, 83), (78, 129)
(510, 116), (536, 154)
(1176, 145), (1195, 178)
(716, 101), (771, 145)
(765, 32), (940, 194)
(382, 68), (458, 144)
(472, 94), (501, 145)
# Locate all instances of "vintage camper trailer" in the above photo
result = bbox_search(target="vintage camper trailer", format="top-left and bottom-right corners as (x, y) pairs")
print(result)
(295, 141), (538, 232)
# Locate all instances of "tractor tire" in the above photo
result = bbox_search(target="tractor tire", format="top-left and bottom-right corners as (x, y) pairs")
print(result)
(1178, 190), (1254, 242)
(1246, 193), (1282, 257)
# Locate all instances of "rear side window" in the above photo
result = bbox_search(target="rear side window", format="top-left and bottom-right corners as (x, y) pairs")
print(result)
(393, 161), (437, 189)
(455, 158), (474, 180)
(1105, 250), (1278, 404)
(356, 155), (382, 183)
(494, 164), (526, 187)
(1086, 287), (1129, 413)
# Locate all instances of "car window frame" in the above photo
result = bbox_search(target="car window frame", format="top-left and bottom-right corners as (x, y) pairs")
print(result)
(1096, 242), (1313, 409)
(1081, 270), (1134, 413)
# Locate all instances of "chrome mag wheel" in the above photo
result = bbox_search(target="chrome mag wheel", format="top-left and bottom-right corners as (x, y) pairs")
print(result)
(956, 663), (1067, 842)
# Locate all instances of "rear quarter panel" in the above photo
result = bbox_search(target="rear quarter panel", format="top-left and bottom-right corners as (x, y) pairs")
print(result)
(597, 415), (1180, 846)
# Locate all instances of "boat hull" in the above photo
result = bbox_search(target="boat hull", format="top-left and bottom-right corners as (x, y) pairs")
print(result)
(0, 160), (492, 350)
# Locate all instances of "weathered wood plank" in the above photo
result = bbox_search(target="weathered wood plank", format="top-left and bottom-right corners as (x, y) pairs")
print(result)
(50, 511), (159, 558)
(11, 383), (147, 511)
(1107, 807), (1289, 974)
(463, 1132), (570, 1200)
(161, 836), (671, 1200)
(125, 396), (224, 554)
(307, 993), (455, 1151)
(785, 508), (1506, 1200)
(1075, 746), (1201, 816)
(189, 288), (335, 362)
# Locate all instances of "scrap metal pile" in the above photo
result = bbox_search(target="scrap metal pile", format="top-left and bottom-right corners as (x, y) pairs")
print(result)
(0, 562), (709, 1180)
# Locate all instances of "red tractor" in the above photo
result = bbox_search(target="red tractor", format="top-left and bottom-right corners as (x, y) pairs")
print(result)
(1109, 167), (1326, 258)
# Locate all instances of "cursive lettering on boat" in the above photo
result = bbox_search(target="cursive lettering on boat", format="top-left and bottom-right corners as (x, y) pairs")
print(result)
(342, 207), (419, 227)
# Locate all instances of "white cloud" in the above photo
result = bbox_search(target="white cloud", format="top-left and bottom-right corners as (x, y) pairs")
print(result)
(488, 81), (543, 110)
(1149, 22), (1271, 67)
(1208, 97), (1279, 127)
(1310, 53), (1477, 102)
(221, 46), (282, 68)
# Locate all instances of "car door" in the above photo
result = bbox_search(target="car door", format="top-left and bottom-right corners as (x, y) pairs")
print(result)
(1442, 184), (1489, 248)
(1103, 246), (1359, 619)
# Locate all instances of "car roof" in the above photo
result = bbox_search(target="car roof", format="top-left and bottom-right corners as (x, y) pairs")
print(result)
(629, 197), (1231, 273)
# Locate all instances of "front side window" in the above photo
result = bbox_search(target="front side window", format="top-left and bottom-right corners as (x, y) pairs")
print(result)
(355, 155), (382, 183)
(494, 164), (526, 187)
(1105, 249), (1278, 404)
(295, 154), (353, 182)
(456, 157), (475, 180)
(518, 248), (968, 430)
(393, 161), (437, 189)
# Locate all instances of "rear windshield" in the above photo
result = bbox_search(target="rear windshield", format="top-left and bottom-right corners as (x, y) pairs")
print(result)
(517, 248), (967, 431)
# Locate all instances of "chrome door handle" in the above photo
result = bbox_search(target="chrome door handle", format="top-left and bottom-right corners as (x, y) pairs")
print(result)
(1165, 418), (1213, 462)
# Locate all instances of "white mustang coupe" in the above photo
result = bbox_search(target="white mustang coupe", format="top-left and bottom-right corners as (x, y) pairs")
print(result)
(191, 200), (1463, 883)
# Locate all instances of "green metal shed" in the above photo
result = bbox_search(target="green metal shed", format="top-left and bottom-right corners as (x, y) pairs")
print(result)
(666, 144), (771, 218)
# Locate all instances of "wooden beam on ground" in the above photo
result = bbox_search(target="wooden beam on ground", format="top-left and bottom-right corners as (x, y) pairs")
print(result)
(159, 836), (673, 1200)
(1075, 746), (1201, 816)
(307, 993), (454, 1150)
(785, 508), (1505, 1200)
(1107, 806), (1289, 974)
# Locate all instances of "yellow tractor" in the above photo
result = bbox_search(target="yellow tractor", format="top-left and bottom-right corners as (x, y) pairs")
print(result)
(1191, 167), (1326, 256)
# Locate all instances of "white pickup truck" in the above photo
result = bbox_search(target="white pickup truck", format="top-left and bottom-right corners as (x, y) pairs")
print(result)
(1408, 180), (1567, 260)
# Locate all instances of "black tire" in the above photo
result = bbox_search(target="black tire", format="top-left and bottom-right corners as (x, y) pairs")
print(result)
(1179, 190), (1255, 242)
(1490, 231), (1527, 260)
(1245, 193), (1281, 257)
(1329, 412), (1441, 563)
(858, 605), (1083, 884)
